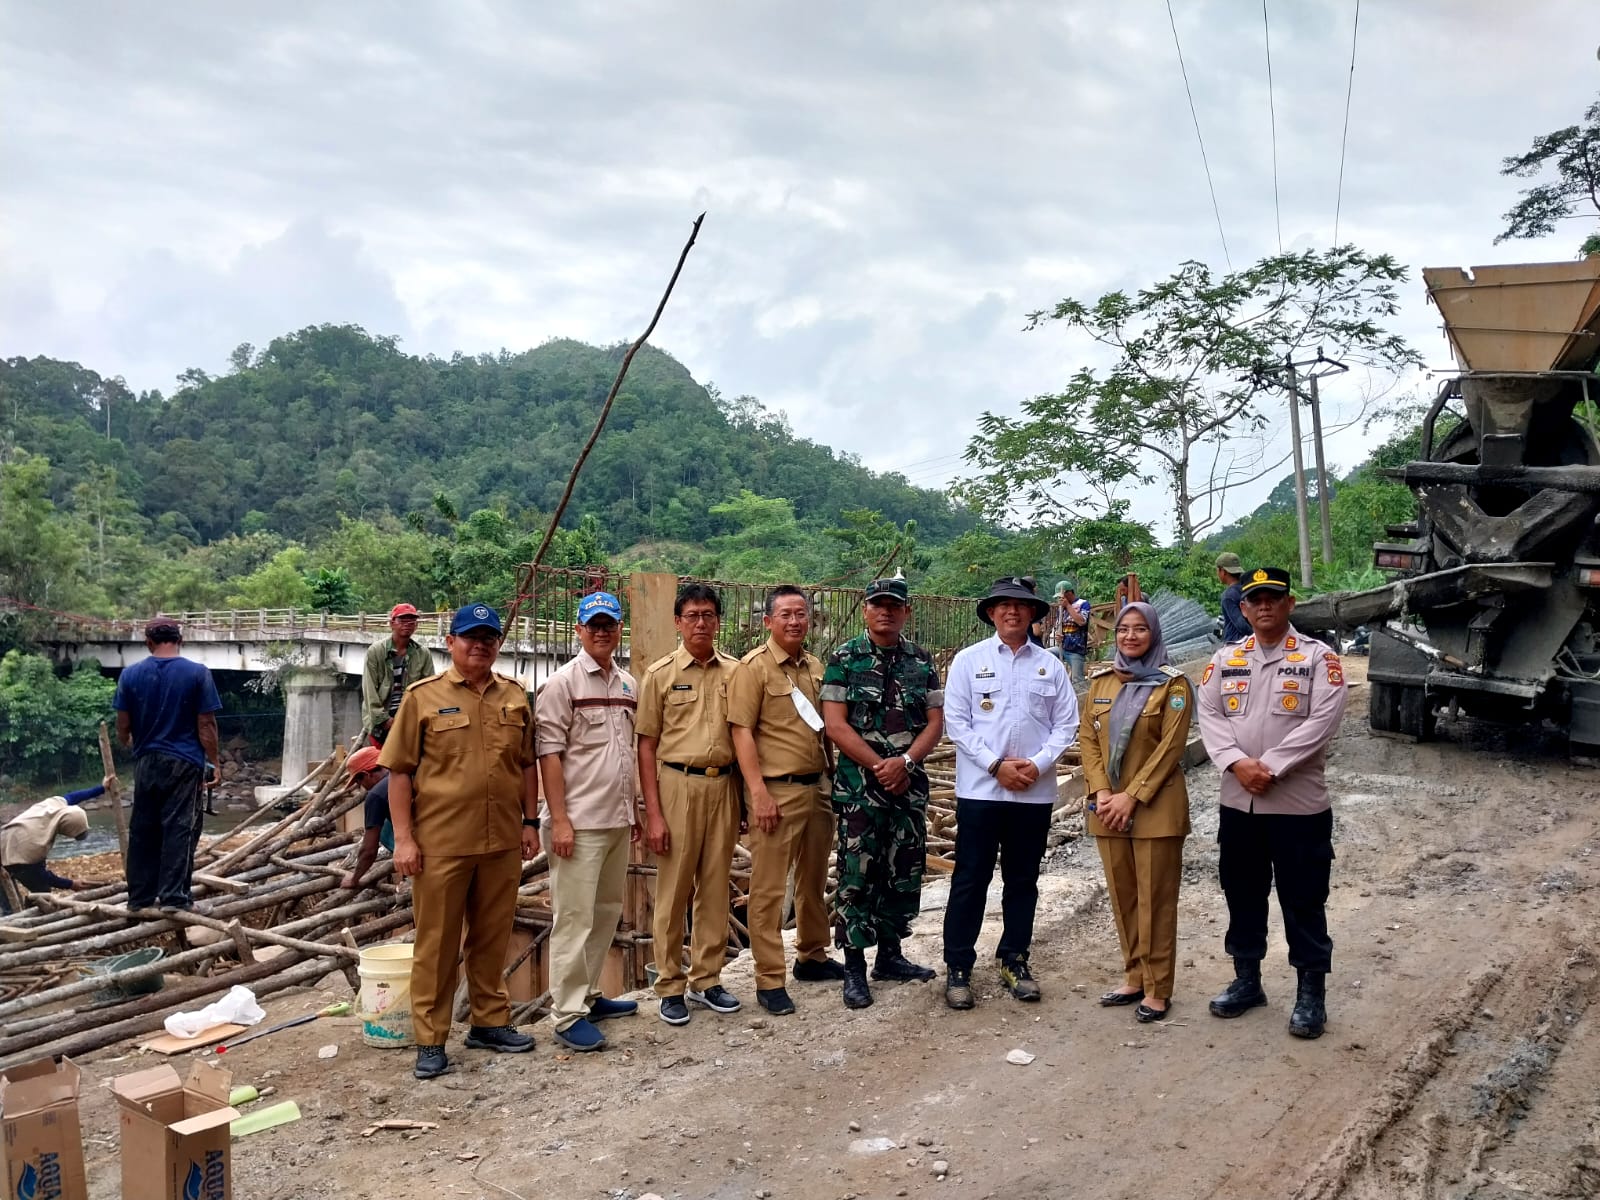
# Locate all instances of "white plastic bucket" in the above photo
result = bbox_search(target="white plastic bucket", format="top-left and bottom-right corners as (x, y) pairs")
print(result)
(358, 942), (415, 1048)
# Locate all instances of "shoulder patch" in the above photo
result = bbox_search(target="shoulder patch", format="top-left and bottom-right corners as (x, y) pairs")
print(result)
(1159, 664), (1184, 678)
(1201, 662), (1215, 684)
(1088, 663), (1116, 677)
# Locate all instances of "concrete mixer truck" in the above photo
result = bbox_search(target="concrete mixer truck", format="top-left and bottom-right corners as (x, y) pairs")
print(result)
(1293, 258), (1600, 753)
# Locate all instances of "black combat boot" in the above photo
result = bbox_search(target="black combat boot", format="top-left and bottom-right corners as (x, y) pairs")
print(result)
(1288, 970), (1327, 1039)
(1208, 957), (1268, 1019)
(872, 939), (936, 983)
(842, 947), (873, 1009)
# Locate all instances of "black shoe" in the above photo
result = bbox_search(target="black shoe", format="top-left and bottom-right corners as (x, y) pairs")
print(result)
(413, 1044), (449, 1079)
(1099, 988), (1145, 1007)
(159, 900), (214, 916)
(1209, 958), (1268, 1019)
(756, 987), (796, 1015)
(997, 955), (1041, 1002)
(1135, 1000), (1172, 1023)
(463, 1024), (535, 1053)
(658, 996), (691, 1026)
(1288, 970), (1327, 1039)
(872, 942), (936, 983)
(686, 985), (741, 1014)
(792, 956), (848, 982)
(842, 949), (873, 1009)
(945, 968), (975, 1011)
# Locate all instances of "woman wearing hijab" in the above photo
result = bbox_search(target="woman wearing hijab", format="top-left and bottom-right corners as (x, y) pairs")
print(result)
(1080, 602), (1192, 1022)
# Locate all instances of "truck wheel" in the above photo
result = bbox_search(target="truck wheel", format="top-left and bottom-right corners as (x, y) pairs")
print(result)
(1369, 682), (1403, 733)
(1398, 686), (1437, 742)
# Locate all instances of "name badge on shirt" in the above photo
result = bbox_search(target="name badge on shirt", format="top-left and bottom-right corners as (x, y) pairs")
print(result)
(670, 684), (693, 691)
(438, 707), (461, 714)
(790, 686), (825, 732)
(975, 669), (996, 680)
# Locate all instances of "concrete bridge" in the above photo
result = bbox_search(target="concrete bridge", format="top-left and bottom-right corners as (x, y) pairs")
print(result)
(43, 608), (621, 796)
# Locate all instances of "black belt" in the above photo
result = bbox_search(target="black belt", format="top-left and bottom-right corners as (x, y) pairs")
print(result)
(763, 772), (823, 786)
(662, 761), (733, 778)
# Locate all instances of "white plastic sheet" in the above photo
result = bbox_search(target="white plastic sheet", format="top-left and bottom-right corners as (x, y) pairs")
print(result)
(162, 984), (267, 1039)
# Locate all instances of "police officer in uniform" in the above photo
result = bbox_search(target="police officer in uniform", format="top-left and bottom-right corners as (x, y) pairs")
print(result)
(1195, 568), (1348, 1039)
(820, 576), (946, 1009)
(727, 584), (846, 1016)
(379, 602), (540, 1080)
(638, 583), (744, 1026)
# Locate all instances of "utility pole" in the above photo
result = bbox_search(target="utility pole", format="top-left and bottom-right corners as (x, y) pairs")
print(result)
(1283, 354), (1315, 590)
(1251, 351), (1349, 591)
(1306, 355), (1344, 564)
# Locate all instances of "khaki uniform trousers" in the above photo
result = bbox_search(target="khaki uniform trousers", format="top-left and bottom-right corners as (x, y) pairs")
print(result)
(410, 849), (521, 1046)
(745, 779), (834, 990)
(742, 780), (832, 985)
(1096, 835), (1184, 1000)
(652, 770), (739, 996)
(547, 826), (631, 1032)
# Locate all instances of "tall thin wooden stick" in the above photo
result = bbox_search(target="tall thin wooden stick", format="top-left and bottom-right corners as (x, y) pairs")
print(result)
(97, 722), (129, 869)
(508, 213), (706, 625)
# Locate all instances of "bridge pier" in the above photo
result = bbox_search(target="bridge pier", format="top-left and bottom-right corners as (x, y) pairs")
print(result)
(256, 668), (363, 804)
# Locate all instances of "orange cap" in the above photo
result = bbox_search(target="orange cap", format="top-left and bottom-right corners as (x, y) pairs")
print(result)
(346, 746), (384, 776)
(389, 603), (419, 619)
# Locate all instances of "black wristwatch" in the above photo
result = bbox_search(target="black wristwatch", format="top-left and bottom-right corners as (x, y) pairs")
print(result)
(522, 817), (539, 828)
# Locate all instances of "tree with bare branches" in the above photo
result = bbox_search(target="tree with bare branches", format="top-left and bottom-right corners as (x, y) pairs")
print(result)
(954, 248), (1421, 550)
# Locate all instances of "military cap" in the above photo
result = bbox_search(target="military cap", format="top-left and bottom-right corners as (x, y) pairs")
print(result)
(1215, 551), (1243, 574)
(864, 577), (910, 603)
(1239, 566), (1293, 598)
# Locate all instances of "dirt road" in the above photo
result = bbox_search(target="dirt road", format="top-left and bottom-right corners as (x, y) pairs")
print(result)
(68, 660), (1600, 1199)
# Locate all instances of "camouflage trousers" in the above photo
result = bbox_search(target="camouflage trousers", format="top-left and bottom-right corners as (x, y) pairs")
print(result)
(831, 799), (927, 949)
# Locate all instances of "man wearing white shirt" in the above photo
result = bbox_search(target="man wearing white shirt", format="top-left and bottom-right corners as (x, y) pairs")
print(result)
(941, 576), (1080, 1009)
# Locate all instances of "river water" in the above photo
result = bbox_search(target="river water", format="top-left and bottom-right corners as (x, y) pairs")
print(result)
(47, 802), (267, 861)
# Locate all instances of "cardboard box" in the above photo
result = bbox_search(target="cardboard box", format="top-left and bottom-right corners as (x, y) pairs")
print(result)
(110, 1061), (239, 1200)
(0, 1056), (87, 1200)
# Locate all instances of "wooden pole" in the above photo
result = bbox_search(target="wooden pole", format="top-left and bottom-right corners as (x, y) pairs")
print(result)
(97, 721), (129, 869)
(507, 212), (706, 626)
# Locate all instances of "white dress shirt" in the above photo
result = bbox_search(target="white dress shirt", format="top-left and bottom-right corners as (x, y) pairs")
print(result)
(944, 633), (1080, 805)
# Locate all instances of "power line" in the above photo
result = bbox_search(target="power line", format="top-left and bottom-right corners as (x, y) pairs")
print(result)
(1164, 0), (1232, 269)
(1263, 0), (1283, 254)
(1332, 0), (1362, 244)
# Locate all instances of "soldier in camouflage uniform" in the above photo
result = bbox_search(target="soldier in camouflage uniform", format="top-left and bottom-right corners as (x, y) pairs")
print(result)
(820, 576), (946, 1009)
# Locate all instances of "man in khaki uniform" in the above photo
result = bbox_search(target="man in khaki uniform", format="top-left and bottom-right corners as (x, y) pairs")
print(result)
(728, 585), (845, 1017)
(638, 582), (742, 1026)
(536, 591), (640, 1053)
(379, 603), (540, 1081)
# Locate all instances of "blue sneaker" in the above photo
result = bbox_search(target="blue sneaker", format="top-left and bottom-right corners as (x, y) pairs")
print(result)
(552, 1017), (606, 1053)
(588, 996), (638, 1022)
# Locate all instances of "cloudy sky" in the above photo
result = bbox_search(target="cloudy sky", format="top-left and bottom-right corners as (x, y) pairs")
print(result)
(3, 1), (1597, 534)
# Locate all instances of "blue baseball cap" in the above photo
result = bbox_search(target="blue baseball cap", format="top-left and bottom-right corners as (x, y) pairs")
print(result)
(577, 591), (623, 625)
(450, 602), (502, 635)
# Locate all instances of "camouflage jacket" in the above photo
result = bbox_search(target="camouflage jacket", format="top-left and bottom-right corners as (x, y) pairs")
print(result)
(820, 633), (944, 806)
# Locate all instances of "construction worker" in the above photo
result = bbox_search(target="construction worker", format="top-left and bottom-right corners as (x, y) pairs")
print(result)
(0, 775), (115, 911)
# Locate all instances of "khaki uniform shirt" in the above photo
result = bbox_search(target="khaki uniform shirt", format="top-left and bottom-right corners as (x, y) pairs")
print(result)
(1079, 666), (1193, 839)
(1195, 625), (1348, 816)
(636, 645), (739, 769)
(726, 639), (827, 777)
(377, 667), (535, 855)
(534, 649), (639, 829)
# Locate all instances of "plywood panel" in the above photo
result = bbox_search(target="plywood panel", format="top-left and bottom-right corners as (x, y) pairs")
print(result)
(627, 572), (680, 676)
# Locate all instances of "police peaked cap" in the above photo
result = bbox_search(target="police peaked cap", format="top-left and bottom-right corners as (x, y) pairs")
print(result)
(1239, 566), (1293, 598)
